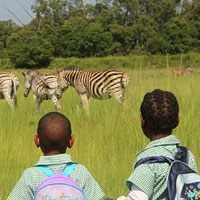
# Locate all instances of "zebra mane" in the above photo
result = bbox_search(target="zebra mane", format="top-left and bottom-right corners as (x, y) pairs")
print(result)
(27, 70), (41, 77)
(63, 66), (81, 72)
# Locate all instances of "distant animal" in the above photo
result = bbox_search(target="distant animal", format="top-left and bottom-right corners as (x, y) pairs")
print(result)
(59, 67), (131, 115)
(0, 72), (19, 109)
(22, 70), (68, 112)
(173, 66), (193, 76)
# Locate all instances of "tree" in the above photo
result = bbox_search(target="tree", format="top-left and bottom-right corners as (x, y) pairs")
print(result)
(181, 0), (200, 51)
(86, 3), (115, 31)
(0, 20), (19, 49)
(31, 0), (68, 30)
(110, 24), (133, 55)
(7, 30), (53, 68)
(84, 23), (113, 57)
(148, 18), (190, 54)
(58, 18), (113, 57)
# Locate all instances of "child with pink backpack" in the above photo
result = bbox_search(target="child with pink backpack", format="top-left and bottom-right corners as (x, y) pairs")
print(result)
(8, 112), (105, 200)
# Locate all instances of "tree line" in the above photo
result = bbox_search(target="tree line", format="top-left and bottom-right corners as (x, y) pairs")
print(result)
(0, 0), (200, 68)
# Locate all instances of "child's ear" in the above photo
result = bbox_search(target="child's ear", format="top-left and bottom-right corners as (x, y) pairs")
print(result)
(176, 116), (180, 127)
(68, 135), (75, 148)
(34, 135), (40, 148)
(141, 116), (145, 127)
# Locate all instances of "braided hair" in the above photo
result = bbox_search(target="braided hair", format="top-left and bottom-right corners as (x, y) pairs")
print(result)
(140, 89), (179, 133)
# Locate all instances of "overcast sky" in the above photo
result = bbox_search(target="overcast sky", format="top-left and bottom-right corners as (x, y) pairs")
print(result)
(0, 0), (95, 25)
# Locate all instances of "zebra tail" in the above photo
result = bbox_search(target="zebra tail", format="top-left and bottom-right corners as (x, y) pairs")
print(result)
(121, 73), (131, 88)
(11, 76), (17, 106)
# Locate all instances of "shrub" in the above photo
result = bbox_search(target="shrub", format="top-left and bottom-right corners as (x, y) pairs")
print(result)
(7, 30), (53, 68)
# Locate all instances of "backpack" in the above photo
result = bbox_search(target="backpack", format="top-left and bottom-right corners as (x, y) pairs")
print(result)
(33, 163), (86, 200)
(134, 146), (200, 200)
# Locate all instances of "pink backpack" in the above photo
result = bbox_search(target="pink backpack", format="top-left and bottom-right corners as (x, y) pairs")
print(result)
(34, 163), (86, 200)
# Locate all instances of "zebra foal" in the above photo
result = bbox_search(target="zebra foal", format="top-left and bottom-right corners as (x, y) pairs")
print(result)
(0, 72), (19, 109)
(59, 68), (131, 115)
(22, 70), (68, 112)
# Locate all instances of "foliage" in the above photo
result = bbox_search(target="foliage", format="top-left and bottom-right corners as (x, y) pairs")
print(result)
(58, 20), (113, 57)
(1, 0), (200, 67)
(6, 30), (53, 68)
(0, 20), (19, 49)
(148, 18), (190, 54)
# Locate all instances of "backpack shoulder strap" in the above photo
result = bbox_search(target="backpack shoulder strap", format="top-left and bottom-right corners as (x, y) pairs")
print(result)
(175, 146), (188, 164)
(34, 166), (55, 177)
(134, 156), (173, 169)
(62, 163), (77, 177)
(134, 146), (189, 169)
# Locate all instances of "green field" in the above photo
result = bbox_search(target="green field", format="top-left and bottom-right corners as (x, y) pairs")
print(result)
(1, 67), (200, 199)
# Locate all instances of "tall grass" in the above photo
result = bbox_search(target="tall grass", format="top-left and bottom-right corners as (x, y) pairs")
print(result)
(48, 52), (200, 71)
(0, 68), (200, 199)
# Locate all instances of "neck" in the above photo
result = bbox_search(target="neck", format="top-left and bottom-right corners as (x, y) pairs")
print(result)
(44, 150), (65, 156)
(150, 133), (170, 141)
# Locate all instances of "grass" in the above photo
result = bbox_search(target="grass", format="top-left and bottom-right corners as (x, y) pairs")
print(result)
(0, 67), (200, 199)
(48, 52), (200, 71)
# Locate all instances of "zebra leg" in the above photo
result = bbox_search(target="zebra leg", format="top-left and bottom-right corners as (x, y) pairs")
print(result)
(51, 95), (61, 110)
(33, 95), (41, 113)
(6, 98), (14, 110)
(4, 91), (14, 110)
(112, 90), (125, 104)
(76, 101), (83, 111)
(112, 89), (130, 108)
(79, 94), (89, 115)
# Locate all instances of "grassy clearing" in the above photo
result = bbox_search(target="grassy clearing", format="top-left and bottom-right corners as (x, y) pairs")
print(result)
(0, 67), (200, 199)
(2, 52), (200, 71)
(48, 52), (200, 70)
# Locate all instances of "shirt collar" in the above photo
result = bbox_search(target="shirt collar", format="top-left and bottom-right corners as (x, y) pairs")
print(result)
(36, 153), (72, 166)
(136, 135), (180, 156)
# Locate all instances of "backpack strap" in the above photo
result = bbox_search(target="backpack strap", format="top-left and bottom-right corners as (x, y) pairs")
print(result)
(34, 163), (77, 177)
(134, 146), (189, 169)
(34, 166), (55, 177)
(174, 146), (188, 164)
(134, 156), (173, 169)
(62, 163), (77, 177)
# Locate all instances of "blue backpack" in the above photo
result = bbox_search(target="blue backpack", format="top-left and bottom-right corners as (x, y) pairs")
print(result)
(34, 163), (86, 200)
(134, 146), (200, 200)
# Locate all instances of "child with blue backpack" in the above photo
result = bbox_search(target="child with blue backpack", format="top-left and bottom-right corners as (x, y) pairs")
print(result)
(105, 89), (198, 200)
(8, 112), (105, 200)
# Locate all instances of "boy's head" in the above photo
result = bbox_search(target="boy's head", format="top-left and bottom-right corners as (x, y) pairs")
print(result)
(34, 112), (74, 155)
(140, 89), (179, 139)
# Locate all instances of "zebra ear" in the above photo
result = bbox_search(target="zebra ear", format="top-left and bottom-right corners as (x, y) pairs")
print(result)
(56, 68), (59, 74)
(22, 72), (25, 77)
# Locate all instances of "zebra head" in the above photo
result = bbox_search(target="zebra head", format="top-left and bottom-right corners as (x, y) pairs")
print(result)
(22, 72), (32, 97)
(22, 71), (40, 97)
(56, 70), (69, 90)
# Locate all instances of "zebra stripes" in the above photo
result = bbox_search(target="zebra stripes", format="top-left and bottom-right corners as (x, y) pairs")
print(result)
(0, 68), (130, 114)
(22, 70), (68, 112)
(0, 72), (19, 109)
(59, 68), (131, 115)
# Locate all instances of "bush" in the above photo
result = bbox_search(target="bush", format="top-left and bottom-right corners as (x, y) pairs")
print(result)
(7, 30), (53, 68)
(58, 22), (113, 58)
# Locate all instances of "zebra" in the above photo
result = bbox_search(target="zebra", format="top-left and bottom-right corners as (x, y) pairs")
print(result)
(22, 70), (68, 113)
(0, 72), (19, 109)
(59, 67), (131, 115)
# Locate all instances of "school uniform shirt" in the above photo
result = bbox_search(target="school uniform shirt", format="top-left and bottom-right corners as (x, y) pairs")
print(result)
(7, 153), (105, 200)
(118, 135), (198, 200)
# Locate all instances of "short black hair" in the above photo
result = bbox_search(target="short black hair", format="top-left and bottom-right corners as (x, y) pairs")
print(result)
(140, 89), (179, 133)
(37, 112), (71, 153)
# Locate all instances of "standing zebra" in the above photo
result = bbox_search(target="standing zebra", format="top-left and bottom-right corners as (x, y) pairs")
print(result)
(22, 70), (68, 113)
(59, 67), (131, 115)
(0, 72), (19, 109)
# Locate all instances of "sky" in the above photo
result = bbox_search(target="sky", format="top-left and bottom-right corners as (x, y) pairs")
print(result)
(0, 0), (95, 26)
